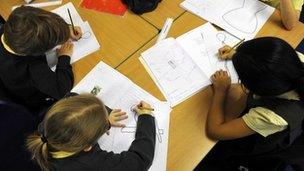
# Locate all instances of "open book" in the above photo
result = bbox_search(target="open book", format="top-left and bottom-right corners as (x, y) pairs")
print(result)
(140, 22), (240, 107)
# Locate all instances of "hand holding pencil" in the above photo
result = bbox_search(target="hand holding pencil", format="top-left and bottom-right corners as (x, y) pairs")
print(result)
(218, 39), (245, 60)
(133, 101), (154, 116)
(67, 9), (83, 40)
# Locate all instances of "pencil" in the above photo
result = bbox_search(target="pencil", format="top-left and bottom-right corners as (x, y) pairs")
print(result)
(138, 106), (155, 111)
(231, 38), (245, 50)
(222, 38), (245, 56)
(67, 9), (76, 35)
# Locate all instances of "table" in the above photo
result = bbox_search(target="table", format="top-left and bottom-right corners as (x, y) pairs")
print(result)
(140, 0), (185, 29)
(117, 11), (304, 170)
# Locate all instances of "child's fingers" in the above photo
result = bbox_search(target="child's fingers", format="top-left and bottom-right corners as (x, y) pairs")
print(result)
(112, 123), (126, 128)
(113, 111), (127, 117)
(112, 109), (122, 112)
(114, 115), (128, 121)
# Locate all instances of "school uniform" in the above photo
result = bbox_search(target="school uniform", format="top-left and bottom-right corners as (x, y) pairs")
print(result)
(195, 53), (304, 171)
(50, 115), (156, 171)
(0, 28), (74, 113)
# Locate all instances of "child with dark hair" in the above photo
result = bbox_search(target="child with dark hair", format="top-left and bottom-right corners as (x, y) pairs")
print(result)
(0, 6), (82, 113)
(196, 37), (304, 170)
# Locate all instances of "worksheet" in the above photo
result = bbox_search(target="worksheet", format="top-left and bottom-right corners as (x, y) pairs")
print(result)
(141, 23), (239, 107)
(72, 62), (171, 171)
(181, 0), (275, 40)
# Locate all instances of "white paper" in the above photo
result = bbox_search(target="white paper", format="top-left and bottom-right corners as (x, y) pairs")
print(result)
(72, 62), (171, 171)
(141, 38), (210, 107)
(176, 23), (239, 83)
(12, 0), (62, 11)
(51, 2), (84, 26)
(181, 0), (275, 40)
(46, 21), (100, 69)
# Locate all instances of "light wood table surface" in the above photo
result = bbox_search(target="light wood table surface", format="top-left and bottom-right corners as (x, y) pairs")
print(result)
(141, 0), (185, 29)
(0, 0), (158, 83)
(117, 11), (304, 171)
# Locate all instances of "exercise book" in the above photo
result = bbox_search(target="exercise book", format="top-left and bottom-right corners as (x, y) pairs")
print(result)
(140, 22), (240, 107)
(72, 62), (171, 171)
(180, 0), (275, 40)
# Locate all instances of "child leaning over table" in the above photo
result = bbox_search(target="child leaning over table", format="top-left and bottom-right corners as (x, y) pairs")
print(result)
(195, 37), (304, 171)
(27, 94), (156, 171)
(0, 6), (82, 114)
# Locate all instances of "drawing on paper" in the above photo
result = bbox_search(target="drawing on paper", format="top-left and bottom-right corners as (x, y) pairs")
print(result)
(120, 104), (164, 143)
(90, 85), (101, 95)
(149, 51), (197, 83)
(222, 0), (267, 34)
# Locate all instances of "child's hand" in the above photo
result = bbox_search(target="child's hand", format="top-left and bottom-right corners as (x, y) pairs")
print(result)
(133, 101), (153, 116)
(218, 45), (235, 60)
(109, 109), (128, 127)
(57, 41), (74, 57)
(70, 26), (82, 40)
(211, 70), (231, 92)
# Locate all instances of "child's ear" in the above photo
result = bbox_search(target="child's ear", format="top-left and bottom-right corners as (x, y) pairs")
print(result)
(83, 146), (92, 152)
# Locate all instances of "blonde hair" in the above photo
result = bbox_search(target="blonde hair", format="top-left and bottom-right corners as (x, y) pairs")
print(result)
(27, 94), (109, 171)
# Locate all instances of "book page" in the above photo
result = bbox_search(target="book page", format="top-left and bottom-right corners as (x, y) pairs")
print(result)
(141, 38), (210, 107)
(176, 22), (239, 83)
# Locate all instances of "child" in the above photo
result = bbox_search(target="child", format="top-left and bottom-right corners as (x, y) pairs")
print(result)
(196, 37), (304, 170)
(260, 0), (302, 30)
(0, 6), (82, 113)
(26, 94), (156, 171)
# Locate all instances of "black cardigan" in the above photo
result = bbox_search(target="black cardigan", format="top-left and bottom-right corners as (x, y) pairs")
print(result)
(51, 115), (156, 171)
(0, 28), (74, 113)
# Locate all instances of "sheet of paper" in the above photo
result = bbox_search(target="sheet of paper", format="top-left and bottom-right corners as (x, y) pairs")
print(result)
(72, 62), (171, 171)
(141, 38), (210, 107)
(181, 0), (275, 40)
(176, 23), (239, 83)
(52, 2), (84, 26)
(46, 21), (100, 69)
(12, 0), (62, 10)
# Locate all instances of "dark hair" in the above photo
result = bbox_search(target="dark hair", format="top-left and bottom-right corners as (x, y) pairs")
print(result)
(3, 6), (70, 56)
(27, 94), (109, 171)
(232, 37), (304, 100)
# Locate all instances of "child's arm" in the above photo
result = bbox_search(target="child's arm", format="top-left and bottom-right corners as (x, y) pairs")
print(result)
(280, 0), (299, 30)
(29, 42), (74, 100)
(96, 107), (156, 170)
(207, 70), (255, 140)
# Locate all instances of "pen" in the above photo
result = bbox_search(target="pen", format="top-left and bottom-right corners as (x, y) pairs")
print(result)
(67, 8), (76, 35)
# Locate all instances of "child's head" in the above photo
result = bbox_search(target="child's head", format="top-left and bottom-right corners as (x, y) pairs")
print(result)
(4, 6), (70, 56)
(232, 37), (304, 99)
(27, 94), (110, 171)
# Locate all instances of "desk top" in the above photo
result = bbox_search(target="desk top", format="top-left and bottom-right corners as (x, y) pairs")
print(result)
(116, 11), (304, 170)
(141, 0), (185, 29)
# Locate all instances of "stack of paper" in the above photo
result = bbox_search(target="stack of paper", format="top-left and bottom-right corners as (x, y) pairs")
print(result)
(140, 23), (240, 107)
(46, 2), (100, 69)
(180, 0), (275, 40)
(72, 62), (171, 171)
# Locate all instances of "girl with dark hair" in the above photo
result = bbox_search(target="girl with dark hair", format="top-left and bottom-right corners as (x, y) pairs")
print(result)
(195, 37), (304, 170)
(27, 94), (155, 171)
(0, 6), (82, 113)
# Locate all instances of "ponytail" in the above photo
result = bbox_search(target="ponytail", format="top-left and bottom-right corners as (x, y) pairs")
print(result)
(26, 133), (50, 171)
